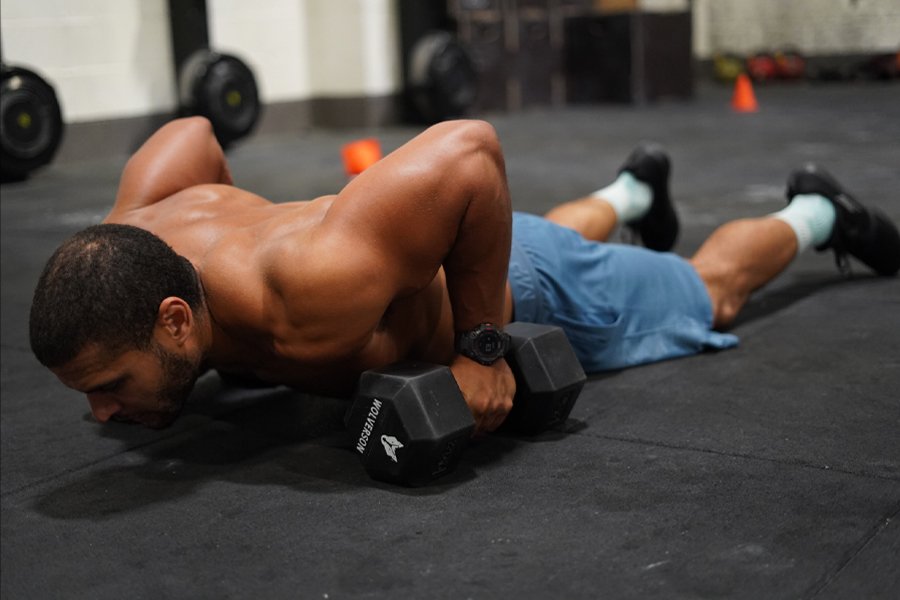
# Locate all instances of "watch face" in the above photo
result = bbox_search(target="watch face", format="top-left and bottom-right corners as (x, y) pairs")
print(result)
(458, 324), (509, 365)
(476, 330), (503, 356)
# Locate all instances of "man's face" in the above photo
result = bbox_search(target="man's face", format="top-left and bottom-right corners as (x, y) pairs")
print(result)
(51, 341), (200, 429)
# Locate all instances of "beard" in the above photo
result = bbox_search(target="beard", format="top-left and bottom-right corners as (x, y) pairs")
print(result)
(137, 343), (200, 429)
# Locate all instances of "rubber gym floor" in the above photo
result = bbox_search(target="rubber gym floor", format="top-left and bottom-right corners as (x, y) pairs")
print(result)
(2, 82), (899, 599)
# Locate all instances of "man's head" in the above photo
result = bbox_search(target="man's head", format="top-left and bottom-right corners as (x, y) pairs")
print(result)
(30, 224), (206, 428)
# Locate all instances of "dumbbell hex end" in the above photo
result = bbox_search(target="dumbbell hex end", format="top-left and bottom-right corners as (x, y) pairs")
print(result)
(347, 363), (475, 486)
(503, 322), (587, 435)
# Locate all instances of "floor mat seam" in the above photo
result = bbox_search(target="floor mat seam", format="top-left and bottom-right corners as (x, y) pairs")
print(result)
(569, 429), (900, 483)
(803, 501), (900, 599)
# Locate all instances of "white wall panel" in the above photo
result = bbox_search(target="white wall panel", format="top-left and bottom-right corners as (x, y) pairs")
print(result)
(208, 0), (312, 103)
(306, 0), (365, 96)
(305, 0), (401, 97)
(360, 0), (401, 96)
(1, 0), (175, 122)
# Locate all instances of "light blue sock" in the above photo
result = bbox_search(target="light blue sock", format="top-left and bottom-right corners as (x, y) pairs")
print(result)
(770, 194), (837, 252)
(591, 172), (652, 223)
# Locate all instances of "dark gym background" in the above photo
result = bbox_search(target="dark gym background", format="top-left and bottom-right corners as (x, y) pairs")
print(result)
(2, 0), (899, 598)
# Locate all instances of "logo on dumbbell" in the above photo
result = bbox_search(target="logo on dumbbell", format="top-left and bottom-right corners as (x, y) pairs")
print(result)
(356, 398), (382, 455)
(380, 435), (404, 462)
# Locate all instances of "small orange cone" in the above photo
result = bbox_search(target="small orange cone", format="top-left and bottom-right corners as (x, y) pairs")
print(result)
(731, 73), (759, 113)
(342, 138), (383, 177)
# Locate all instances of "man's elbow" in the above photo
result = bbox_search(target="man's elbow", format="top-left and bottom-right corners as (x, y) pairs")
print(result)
(465, 120), (503, 164)
(176, 115), (214, 132)
(432, 119), (502, 158)
(146, 116), (214, 143)
(453, 121), (506, 197)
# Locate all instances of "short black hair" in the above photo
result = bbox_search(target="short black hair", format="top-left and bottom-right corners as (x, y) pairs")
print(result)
(29, 224), (203, 367)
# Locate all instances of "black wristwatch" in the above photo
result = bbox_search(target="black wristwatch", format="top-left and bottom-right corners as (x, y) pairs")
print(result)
(456, 323), (510, 366)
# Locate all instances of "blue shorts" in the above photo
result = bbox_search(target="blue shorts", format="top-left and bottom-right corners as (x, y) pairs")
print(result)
(508, 212), (739, 372)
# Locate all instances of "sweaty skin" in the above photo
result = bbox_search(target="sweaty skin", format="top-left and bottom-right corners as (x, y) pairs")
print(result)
(52, 117), (517, 433)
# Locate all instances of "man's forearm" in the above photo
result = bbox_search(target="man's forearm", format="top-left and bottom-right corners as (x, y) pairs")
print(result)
(440, 124), (512, 333)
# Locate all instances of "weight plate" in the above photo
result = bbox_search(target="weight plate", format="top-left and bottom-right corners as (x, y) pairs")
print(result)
(1, 65), (64, 179)
(200, 56), (260, 136)
(409, 31), (477, 122)
(178, 50), (260, 146)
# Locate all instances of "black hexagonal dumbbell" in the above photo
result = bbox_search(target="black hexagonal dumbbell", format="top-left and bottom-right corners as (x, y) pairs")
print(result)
(345, 322), (587, 486)
(502, 322), (586, 435)
(345, 363), (474, 486)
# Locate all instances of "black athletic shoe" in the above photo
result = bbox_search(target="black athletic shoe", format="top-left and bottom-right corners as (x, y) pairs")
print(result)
(619, 143), (679, 252)
(786, 163), (900, 276)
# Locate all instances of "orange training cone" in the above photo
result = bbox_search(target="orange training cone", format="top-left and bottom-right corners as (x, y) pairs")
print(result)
(342, 138), (383, 177)
(731, 73), (759, 113)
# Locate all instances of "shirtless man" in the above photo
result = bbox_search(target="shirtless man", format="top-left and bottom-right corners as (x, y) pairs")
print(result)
(29, 117), (900, 434)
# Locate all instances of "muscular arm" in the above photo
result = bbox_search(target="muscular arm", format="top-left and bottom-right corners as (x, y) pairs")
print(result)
(109, 117), (233, 216)
(317, 119), (512, 336)
(273, 120), (515, 431)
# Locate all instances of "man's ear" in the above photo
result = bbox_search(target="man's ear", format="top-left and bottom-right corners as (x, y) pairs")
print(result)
(156, 297), (194, 345)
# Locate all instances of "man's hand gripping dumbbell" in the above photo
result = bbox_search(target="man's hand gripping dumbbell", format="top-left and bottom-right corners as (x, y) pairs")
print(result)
(345, 322), (586, 486)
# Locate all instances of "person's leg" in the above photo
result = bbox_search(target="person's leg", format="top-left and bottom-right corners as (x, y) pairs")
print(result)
(690, 217), (801, 327)
(692, 164), (900, 329)
(508, 212), (739, 373)
(544, 144), (678, 250)
(543, 193), (621, 242)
